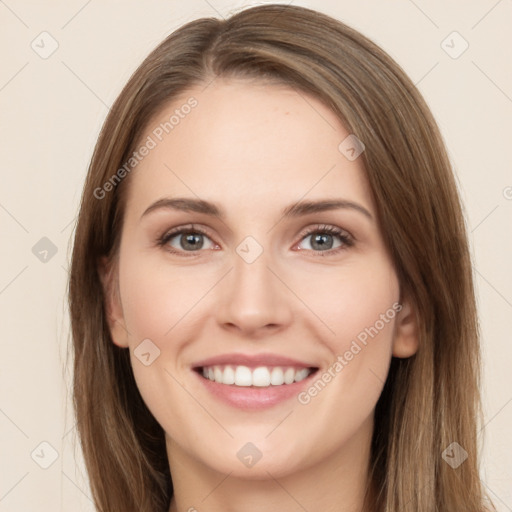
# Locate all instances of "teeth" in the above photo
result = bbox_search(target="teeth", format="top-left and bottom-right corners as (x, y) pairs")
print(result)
(270, 367), (284, 386)
(201, 365), (313, 387)
(294, 368), (310, 382)
(252, 367), (271, 387)
(223, 365), (235, 385)
(214, 366), (223, 382)
(234, 366), (252, 386)
(284, 367), (295, 385)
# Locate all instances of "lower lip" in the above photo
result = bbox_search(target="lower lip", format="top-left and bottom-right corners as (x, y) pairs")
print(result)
(194, 370), (317, 410)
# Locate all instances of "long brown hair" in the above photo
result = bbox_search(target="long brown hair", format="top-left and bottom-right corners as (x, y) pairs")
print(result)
(69, 4), (492, 511)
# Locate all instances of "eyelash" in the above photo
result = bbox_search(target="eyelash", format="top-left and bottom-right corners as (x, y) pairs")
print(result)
(156, 223), (354, 258)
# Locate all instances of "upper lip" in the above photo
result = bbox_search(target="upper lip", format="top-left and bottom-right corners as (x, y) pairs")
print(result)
(192, 353), (318, 369)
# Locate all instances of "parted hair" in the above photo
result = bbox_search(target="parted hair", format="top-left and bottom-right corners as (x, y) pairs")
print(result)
(68, 4), (493, 511)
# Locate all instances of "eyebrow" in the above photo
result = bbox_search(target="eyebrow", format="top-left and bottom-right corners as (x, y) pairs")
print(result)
(141, 197), (373, 221)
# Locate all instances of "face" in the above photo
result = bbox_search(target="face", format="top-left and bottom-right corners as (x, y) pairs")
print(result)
(101, 79), (418, 480)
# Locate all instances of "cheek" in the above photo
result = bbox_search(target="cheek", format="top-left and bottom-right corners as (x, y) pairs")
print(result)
(118, 253), (217, 342)
(293, 258), (399, 421)
(120, 259), (203, 447)
(299, 256), (399, 351)
(117, 254), (220, 442)
(128, 356), (204, 461)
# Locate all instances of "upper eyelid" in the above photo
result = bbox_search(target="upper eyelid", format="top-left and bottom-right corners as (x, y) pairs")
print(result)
(162, 224), (214, 240)
(297, 223), (351, 238)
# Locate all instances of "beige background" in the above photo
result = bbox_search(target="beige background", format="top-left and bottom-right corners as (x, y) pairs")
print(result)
(0, 0), (511, 510)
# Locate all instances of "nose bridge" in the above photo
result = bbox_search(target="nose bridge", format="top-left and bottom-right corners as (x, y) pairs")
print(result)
(233, 246), (272, 297)
(215, 238), (292, 333)
(232, 243), (277, 309)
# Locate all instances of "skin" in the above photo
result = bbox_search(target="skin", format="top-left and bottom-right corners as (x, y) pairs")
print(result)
(100, 79), (419, 512)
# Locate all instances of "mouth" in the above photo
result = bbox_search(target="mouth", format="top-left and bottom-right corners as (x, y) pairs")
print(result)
(194, 364), (318, 387)
(191, 354), (319, 410)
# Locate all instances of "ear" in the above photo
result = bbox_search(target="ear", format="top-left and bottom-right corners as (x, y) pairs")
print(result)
(392, 296), (419, 358)
(97, 255), (130, 348)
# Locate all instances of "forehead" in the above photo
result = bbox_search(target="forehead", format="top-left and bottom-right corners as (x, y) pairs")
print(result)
(124, 79), (373, 219)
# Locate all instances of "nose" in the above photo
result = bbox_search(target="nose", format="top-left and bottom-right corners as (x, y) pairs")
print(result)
(215, 247), (293, 338)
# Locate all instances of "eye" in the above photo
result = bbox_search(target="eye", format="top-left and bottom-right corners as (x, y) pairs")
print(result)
(157, 224), (217, 255)
(296, 224), (354, 255)
(157, 223), (354, 257)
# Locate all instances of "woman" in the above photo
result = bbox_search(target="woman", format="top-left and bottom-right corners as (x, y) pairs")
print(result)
(69, 4), (493, 511)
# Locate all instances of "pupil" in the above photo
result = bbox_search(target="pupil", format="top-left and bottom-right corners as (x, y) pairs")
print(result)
(312, 234), (333, 250)
(181, 233), (203, 251)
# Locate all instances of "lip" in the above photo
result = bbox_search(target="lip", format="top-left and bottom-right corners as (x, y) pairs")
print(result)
(192, 352), (317, 369)
(192, 353), (319, 410)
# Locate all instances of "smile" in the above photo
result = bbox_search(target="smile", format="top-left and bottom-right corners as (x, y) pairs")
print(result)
(199, 365), (315, 387)
(192, 353), (320, 410)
